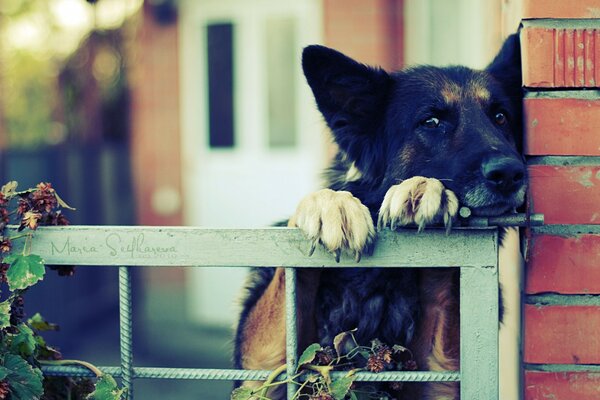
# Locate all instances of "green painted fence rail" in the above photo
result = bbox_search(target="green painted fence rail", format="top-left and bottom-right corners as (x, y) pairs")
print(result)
(12, 225), (504, 399)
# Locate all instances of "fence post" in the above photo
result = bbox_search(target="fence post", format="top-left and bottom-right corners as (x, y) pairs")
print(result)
(460, 253), (499, 398)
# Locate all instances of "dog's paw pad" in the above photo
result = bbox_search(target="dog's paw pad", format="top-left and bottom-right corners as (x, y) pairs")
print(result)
(291, 189), (375, 261)
(377, 177), (459, 231)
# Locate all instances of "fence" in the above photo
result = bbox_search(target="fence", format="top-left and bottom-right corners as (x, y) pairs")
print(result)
(11, 217), (541, 399)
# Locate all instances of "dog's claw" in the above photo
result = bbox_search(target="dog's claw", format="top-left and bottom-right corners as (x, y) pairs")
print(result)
(355, 251), (362, 263)
(334, 249), (341, 263)
(444, 216), (453, 235)
(308, 241), (317, 257)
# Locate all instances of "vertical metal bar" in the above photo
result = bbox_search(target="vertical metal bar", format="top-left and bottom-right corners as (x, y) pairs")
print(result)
(460, 258), (499, 397)
(285, 268), (298, 399)
(119, 266), (134, 399)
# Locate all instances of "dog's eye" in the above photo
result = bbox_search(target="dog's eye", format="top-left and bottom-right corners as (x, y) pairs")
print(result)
(422, 117), (441, 129)
(494, 112), (507, 126)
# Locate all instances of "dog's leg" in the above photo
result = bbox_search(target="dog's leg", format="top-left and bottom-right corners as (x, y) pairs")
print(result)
(238, 267), (321, 399)
(237, 189), (375, 398)
(410, 269), (460, 400)
(378, 178), (460, 399)
(377, 177), (459, 231)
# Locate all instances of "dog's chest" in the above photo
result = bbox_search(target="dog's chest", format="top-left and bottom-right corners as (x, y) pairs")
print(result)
(315, 268), (420, 347)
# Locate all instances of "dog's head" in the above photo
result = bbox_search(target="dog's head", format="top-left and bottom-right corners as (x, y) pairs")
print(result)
(303, 35), (526, 217)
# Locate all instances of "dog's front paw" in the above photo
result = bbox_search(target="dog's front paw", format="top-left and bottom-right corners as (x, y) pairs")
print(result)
(377, 177), (459, 232)
(290, 189), (375, 262)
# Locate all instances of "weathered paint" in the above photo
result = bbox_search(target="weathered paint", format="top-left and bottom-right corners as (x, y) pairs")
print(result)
(461, 265), (499, 399)
(8, 226), (498, 268)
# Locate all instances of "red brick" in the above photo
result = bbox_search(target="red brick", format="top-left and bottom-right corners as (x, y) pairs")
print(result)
(528, 234), (600, 294)
(524, 305), (600, 364)
(521, 26), (600, 88)
(522, 0), (600, 19)
(525, 371), (600, 400)
(524, 97), (600, 156)
(528, 165), (600, 224)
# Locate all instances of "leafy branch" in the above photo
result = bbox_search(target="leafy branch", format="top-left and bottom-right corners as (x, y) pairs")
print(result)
(0, 181), (125, 400)
(232, 330), (417, 400)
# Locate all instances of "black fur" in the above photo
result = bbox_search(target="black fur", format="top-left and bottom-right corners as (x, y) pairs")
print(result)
(234, 34), (524, 376)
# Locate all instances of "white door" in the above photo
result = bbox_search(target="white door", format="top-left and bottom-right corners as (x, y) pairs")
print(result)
(179, 0), (324, 326)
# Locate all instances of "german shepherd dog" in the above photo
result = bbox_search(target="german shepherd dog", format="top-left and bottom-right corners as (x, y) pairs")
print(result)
(234, 34), (525, 399)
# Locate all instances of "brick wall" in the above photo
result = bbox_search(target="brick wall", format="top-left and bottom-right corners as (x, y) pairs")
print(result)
(521, 1), (600, 398)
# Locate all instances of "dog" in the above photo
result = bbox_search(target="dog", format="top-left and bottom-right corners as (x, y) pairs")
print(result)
(233, 33), (525, 400)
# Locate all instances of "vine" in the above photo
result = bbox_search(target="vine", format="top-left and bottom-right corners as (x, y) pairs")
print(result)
(231, 330), (417, 400)
(0, 181), (125, 400)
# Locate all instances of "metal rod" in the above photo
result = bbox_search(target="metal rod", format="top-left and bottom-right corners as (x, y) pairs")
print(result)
(285, 268), (298, 399)
(41, 365), (461, 382)
(459, 210), (544, 227)
(119, 266), (134, 399)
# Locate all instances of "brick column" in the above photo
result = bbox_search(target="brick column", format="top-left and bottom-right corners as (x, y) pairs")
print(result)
(521, 1), (600, 398)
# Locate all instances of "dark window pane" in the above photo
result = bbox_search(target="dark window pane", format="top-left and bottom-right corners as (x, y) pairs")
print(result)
(266, 17), (297, 148)
(207, 23), (234, 148)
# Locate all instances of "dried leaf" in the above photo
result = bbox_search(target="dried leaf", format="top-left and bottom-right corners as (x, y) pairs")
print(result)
(54, 191), (76, 211)
(333, 329), (358, 358)
(392, 344), (409, 355)
(1, 182), (18, 199)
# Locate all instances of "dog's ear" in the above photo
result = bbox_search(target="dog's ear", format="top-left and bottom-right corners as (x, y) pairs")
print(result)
(486, 32), (522, 104)
(302, 45), (391, 167)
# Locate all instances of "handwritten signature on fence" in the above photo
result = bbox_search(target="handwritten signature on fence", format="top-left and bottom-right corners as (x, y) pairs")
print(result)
(50, 233), (178, 259)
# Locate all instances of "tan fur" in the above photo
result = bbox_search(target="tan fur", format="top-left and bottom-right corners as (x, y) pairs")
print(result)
(442, 79), (490, 106)
(441, 82), (461, 104)
(467, 78), (491, 103)
(238, 220), (324, 398)
(240, 268), (287, 371)
(410, 269), (460, 400)
(345, 162), (363, 182)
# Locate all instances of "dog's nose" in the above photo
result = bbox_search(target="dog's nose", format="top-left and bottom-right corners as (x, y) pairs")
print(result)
(482, 156), (525, 193)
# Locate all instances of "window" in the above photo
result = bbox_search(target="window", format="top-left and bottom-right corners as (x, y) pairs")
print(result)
(206, 23), (235, 148)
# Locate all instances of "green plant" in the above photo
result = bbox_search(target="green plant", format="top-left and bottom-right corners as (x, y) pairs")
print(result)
(231, 330), (417, 400)
(0, 181), (124, 400)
